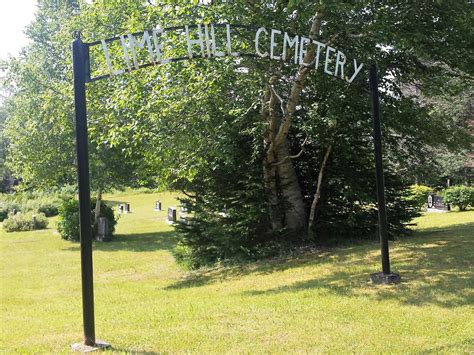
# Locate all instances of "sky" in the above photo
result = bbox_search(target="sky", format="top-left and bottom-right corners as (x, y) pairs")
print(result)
(0, 0), (38, 61)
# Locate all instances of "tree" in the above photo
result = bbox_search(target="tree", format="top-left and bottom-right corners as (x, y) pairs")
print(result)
(3, 0), (144, 214)
(0, 103), (10, 192)
(72, 1), (472, 260)
(3, 1), (473, 265)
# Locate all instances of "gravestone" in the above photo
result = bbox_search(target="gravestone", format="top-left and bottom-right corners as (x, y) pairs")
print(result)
(154, 201), (162, 211)
(96, 217), (109, 242)
(167, 207), (177, 223)
(124, 203), (131, 214)
(32, 215), (37, 230)
(118, 203), (124, 214)
(427, 194), (450, 212)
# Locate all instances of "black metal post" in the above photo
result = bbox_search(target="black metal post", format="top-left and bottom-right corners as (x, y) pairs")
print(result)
(72, 37), (96, 346)
(369, 63), (400, 284)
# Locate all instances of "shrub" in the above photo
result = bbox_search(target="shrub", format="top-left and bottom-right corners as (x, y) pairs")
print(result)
(57, 198), (117, 242)
(406, 185), (433, 210)
(0, 201), (21, 222)
(23, 197), (61, 217)
(37, 203), (59, 217)
(0, 191), (67, 220)
(3, 212), (48, 232)
(443, 185), (474, 211)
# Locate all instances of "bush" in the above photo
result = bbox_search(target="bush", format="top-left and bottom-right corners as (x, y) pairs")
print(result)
(23, 197), (61, 217)
(443, 185), (474, 211)
(0, 191), (68, 220)
(57, 198), (117, 242)
(3, 212), (48, 232)
(406, 185), (433, 210)
(0, 201), (21, 222)
(37, 203), (59, 217)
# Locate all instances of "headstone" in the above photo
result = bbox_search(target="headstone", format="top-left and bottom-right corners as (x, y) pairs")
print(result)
(96, 217), (109, 242)
(32, 215), (37, 230)
(427, 194), (450, 212)
(167, 207), (177, 223)
(124, 203), (131, 214)
(154, 201), (162, 211)
(118, 204), (124, 214)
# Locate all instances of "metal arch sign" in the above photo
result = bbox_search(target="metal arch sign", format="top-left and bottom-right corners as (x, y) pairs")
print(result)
(83, 23), (364, 84)
(72, 22), (394, 349)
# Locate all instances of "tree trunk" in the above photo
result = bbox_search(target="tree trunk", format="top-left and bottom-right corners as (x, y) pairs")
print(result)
(263, 148), (283, 231)
(94, 188), (102, 223)
(275, 140), (306, 231)
(308, 145), (333, 232)
(260, 7), (325, 233)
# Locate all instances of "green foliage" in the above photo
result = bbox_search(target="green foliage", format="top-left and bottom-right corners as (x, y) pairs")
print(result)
(3, 1), (472, 266)
(174, 129), (278, 268)
(57, 198), (117, 242)
(443, 186), (474, 211)
(0, 190), (70, 221)
(406, 185), (433, 210)
(56, 199), (81, 242)
(0, 201), (20, 222)
(2, 212), (48, 232)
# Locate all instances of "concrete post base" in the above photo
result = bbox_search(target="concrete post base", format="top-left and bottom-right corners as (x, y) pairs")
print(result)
(71, 340), (110, 352)
(370, 272), (401, 285)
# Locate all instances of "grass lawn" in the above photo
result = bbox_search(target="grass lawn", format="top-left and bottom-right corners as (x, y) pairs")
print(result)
(1, 191), (473, 353)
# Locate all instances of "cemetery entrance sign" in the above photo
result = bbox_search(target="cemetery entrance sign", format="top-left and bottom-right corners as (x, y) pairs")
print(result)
(72, 23), (395, 348)
(87, 24), (364, 83)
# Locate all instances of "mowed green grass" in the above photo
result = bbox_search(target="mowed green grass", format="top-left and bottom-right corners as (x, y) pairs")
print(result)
(1, 191), (473, 353)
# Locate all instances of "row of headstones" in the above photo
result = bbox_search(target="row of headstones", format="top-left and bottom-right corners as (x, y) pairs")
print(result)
(153, 201), (189, 223)
(154, 200), (188, 212)
(116, 200), (188, 223)
(117, 203), (131, 214)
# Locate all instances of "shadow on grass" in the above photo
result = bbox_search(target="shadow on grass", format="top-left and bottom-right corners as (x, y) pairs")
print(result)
(167, 221), (474, 309)
(62, 231), (177, 253)
(166, 246), (369, 290)
(422, 337), (474, 353)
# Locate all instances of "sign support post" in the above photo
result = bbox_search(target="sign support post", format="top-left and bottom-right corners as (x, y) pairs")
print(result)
(369, 63), (400, 285)
(71, 34), (110, 351)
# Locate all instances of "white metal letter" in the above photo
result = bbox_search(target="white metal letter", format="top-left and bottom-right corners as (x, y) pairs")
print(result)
(283, 32), (299, 64)
(270, 29), (282, 60)
(347, 59), (364, 84)
(313, 40), (326, 70)
(152, 27), (165, 63)
(101, 40), (124, 76)
(226, 24), (238, 56)
(204, 24), (211, 57)
(324, 46), (336, 75)
(255, 27), (269, 58)
(128, 31), (155, 69)
(334, 50), (346, 79)
(185, 25), (205, 59)
(120, 35), (132, 71)
(211, 24), (225, 57)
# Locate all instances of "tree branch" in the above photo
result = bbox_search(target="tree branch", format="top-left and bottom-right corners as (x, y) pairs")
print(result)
(308, 144), (333, 232)
(271, 136), (308, 166)
(275, 8), (325, 145)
